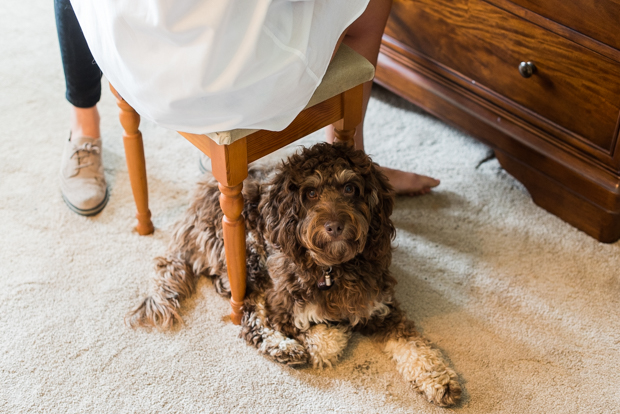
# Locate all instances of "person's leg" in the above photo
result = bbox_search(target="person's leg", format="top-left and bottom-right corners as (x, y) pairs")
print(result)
(55, 0), (108, 215)
(55, 0), (102, 137)
(327, 0), (440, 196)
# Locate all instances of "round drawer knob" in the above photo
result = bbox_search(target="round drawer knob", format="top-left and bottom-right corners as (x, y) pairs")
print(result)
(519, 61), (537, 78)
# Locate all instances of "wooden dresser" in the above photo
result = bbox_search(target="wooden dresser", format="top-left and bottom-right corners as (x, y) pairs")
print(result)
(376, 0), (620, 242)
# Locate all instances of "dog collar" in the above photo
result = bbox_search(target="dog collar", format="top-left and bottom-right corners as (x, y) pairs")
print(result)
(317, 266), (333, 291)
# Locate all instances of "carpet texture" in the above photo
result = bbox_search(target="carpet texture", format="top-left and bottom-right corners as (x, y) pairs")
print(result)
(1, 2), (619, 413)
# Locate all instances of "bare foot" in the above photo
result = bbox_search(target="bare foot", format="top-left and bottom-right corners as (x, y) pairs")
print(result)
(379, 166), (440, 196)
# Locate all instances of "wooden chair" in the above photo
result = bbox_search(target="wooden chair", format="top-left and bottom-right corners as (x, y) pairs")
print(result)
(111, 45), (375, 325)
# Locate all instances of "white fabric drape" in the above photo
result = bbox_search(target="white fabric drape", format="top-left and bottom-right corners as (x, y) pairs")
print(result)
(71, 0), (370, 133)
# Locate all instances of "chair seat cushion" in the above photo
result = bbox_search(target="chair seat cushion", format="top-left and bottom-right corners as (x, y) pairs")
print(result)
(205, 44), (375, 145)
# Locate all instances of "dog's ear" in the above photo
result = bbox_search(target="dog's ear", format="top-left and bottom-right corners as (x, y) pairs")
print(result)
(345, 148), (395, 265)
(262, 162), (305, 259)
(365, 162), (396, 258)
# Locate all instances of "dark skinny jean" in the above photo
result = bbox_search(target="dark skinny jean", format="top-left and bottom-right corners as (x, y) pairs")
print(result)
(54, 0), (102, 108)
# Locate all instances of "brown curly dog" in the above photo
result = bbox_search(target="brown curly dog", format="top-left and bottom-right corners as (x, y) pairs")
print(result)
(127, 142), (461, 407)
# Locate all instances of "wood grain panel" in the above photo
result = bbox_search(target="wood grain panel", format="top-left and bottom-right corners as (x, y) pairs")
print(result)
(484, 0), (620, 63)
(503, 0), (620, 51)
(386, 0), (620, 153)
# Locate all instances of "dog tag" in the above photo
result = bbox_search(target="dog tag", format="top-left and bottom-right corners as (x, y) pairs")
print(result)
(317, 267), (333, 290)
(317, 275), (332, 290)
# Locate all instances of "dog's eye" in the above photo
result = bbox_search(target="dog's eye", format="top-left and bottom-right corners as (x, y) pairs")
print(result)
(343, 184), (355, 195)
(307, 189), (318, 200)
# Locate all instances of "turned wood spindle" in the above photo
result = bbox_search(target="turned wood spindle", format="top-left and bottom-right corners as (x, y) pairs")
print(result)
(333, 83), (364, 148)
(218, 183), (247, 325)
(333, 127), (356, 146)
(209, 138), (249, 325)
(110, 85), (154, 235)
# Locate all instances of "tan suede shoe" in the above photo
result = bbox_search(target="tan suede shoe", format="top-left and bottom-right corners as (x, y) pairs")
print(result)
(60, 135), (109, 216)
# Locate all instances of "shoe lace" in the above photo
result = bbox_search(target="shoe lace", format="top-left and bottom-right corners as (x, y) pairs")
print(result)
(69, 142), (100, 177)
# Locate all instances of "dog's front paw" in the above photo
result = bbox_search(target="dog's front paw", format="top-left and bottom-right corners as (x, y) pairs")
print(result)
(242, 296), (309, 365)
(385, 338), (461, 407)
(303, 324), (351, 369)
(264, 337), (308, 365)
(256, 326), (308, 365)
(417, 367), (461, 407)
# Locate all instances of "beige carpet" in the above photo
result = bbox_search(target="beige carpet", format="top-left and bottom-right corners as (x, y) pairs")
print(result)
(2, 1), (619, 413)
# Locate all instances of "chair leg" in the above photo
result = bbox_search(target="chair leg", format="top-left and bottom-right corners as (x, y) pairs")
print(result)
(334, 83), (364, 148)
(209, 138), (249, 325)
(333, 126), (356, 145)
(110, 85), (154, 235)
(218, 183), (246, 325)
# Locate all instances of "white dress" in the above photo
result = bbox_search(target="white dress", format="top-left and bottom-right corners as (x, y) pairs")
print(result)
(71, 0), (370, 134)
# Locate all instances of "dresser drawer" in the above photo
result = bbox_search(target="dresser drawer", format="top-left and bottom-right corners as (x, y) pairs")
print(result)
(506, 0), (620, 51)
(386, 0), (620, 154)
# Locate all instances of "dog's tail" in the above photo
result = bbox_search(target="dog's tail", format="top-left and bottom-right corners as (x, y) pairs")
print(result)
(125, 256), (196, 330)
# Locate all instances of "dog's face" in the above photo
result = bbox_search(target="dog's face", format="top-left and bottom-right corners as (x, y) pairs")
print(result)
(297, 166), (370, 266)
(263, 143), (395, 268)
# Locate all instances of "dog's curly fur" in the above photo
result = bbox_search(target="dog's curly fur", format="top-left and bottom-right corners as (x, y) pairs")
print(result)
(127, 142), (461, 406)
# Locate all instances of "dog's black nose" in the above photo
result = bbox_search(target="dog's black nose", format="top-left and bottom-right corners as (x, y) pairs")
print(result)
(324, 221), (343, 237)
